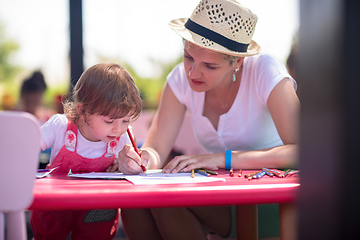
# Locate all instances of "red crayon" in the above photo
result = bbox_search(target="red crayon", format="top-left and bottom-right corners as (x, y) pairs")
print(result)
(127, 129), (147, 175)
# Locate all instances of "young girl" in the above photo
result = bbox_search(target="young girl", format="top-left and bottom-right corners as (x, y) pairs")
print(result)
(30, 63), (143, 240)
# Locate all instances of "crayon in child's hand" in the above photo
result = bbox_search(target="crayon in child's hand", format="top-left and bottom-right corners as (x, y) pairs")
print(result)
(127, 128), (147, 175)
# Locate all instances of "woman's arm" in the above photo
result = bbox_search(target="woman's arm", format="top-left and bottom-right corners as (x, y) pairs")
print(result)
(141, 82), (187, 169)
(163, 78), (300, 173)
(228, 77), (300, 169)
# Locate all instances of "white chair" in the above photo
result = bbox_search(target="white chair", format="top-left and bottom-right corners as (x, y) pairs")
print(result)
(0, 111), (40, 240)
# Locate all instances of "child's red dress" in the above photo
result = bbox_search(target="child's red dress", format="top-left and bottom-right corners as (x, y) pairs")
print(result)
(31, 121), (120, 240)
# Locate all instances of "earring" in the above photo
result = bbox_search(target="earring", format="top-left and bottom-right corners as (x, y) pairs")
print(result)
(233, 68), (239, 82)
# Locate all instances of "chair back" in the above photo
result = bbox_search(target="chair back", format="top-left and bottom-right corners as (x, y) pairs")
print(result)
(0, 111), (40, 240)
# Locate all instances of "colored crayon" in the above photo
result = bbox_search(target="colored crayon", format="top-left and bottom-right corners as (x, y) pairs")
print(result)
(287, 170), (300, 176)
(245, 170), (262, 178)
(280, 169), (292, 178)
(127, 129), (147, 175)
(263, 170), (274, 177)
(252, 171), (266, 179)
(201, 169), (218, 175)
(262, 168), (282, 177)
(195, 170), (210, 177)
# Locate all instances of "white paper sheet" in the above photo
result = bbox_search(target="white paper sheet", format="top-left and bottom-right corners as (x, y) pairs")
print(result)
(68, 169), (226, 185)
(36, 167), (58, 179)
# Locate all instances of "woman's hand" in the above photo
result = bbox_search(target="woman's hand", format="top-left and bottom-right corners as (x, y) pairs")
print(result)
(116, 145), (149, 175)
(162, 153), (224, 174)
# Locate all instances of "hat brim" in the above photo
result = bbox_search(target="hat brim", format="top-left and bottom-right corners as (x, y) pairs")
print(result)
(169, 18), (261, 57)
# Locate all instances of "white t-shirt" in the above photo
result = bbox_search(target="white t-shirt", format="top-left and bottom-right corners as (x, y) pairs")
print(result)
(167, 53), (297, 154)
(40, 114), (132, 164)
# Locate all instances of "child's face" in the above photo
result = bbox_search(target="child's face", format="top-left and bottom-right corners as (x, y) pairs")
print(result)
(80, 112), (131, 143)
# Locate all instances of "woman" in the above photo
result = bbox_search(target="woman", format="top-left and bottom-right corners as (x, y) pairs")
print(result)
(119, 0), (299, 239)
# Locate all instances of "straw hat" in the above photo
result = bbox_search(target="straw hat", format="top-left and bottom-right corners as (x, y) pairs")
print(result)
(169, 0), (260, 57)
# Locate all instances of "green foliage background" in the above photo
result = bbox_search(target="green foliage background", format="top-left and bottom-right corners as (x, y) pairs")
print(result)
(0, 22), (183, 111)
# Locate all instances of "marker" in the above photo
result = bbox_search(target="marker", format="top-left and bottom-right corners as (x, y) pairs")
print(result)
(191, 169), (195, 178)
(127, 129), (147, 175)
(238, 169), (242, 177)
(37, 169), (50, 173)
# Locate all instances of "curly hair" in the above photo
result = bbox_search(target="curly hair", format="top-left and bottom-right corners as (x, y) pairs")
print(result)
(64, 63), (143, 125)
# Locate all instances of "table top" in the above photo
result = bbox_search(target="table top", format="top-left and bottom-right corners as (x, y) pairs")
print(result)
(29, 170), (299, 210)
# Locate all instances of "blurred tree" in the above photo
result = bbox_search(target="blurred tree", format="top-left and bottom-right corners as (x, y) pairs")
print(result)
(127, 55), (183, 109)
(0, 23), (21, 83)
(97, 54), (183, 109)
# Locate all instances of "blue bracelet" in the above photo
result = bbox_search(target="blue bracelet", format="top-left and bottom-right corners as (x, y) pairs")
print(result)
(225, 150), (232, 170)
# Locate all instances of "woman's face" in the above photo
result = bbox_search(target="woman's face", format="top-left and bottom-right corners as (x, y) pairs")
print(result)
(183, 41), (236, 92)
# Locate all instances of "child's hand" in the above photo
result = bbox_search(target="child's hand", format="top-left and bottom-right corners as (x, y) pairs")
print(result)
(117, 145), (148, 174)
(106, 161), (119, 172)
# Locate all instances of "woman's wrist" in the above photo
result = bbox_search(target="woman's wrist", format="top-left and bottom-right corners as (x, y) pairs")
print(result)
(225, 150), (232, 170)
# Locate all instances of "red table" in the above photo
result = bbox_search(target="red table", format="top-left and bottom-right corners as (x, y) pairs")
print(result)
(29, 170), (299, 210)
(29, 170), (299, 240)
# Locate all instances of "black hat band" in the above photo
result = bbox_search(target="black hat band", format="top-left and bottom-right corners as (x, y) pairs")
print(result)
(185, 19), (249, 53)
